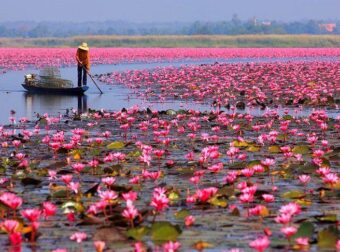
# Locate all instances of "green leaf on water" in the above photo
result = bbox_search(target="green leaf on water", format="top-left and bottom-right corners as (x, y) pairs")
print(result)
(282, 190), (305, 199)
(208, 196), (228, 208)
(218, 186), (234, 197)
(232, 140), (249, 148)
(61, 201), (85, 213)
(0, 166), (6, 174)
(282, 115), (293, 120)
(151, 221), (181, 243)
(51, 189), (68, 199)
(292, 145), (310, 155)
(126, 226), (150, 241)
(168, 191), (180, 201)
(166, 109), (177, 116)
(174, 209), (190, 219)
(317, 226), (338, 248)
(315, 214), (337, 223)
(246, 145), (261, 152)
(107, 141), (125, 149)
(292, 222), (314, 239)
(320, 157), (330, 167)
(128, 150), (142, 158)
(268, 145), (281, 153)
(247, 160), (261, 168)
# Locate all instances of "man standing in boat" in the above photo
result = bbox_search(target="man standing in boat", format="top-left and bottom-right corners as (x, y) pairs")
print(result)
(76, 42), (90, 87)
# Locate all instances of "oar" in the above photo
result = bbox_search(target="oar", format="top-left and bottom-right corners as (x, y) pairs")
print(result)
(82, 65), (103, 94)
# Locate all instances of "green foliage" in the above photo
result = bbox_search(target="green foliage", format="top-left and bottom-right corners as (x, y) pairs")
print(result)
(107, 141), (125, 149)
(292, 222), (314, 239)
(151, 221), (181, 243)
(1, 35), (340, 48)
(317, 226), (338, 248)
(126, 226), (150, 241)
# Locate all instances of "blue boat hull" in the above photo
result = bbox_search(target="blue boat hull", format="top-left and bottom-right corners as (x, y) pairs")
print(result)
(22, 84), (89, 95)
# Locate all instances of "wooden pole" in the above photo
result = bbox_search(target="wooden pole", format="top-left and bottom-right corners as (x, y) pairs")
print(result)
(82, 66), (103, 94)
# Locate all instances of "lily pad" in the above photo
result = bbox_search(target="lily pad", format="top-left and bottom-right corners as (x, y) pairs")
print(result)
(126, 226), (150, 241)
(292, 222), (314, 239)
(107, 141), (125, 149)
(292, 145), (310, 155)
(168, 191), (180, 201)
(317, 226), (338, 248)
(208, 196), (228, 208)
(166, 109), (177, 116)
(174, 209), (190, 219)
(282, 115), (293, 120)
(51, 189), (68, 199)
(268, 145), (281, 153)
(232, 140), (249, 148)
(246, 145), (261, 152)
(61, 201), (85, 213)
(282, 190), (305, 199)
(151, 221), (181, 243)
(315, 214), (337, 223)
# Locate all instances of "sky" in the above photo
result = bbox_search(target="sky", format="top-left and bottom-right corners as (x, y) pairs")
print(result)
(1, 0), (339, 23)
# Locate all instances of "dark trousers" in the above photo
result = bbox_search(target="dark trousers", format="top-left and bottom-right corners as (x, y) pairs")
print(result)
(77, 65), (87, 86)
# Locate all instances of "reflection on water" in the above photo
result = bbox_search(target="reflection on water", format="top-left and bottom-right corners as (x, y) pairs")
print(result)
(23, 93), (88, 119)
(24, 93), (76, 118)
(77, 95), (88, 114)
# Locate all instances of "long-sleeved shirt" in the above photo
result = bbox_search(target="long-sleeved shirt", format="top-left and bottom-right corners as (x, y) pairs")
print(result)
(76, 49), (90, 70)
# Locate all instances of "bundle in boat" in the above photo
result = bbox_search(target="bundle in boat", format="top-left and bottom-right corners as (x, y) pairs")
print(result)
(25, 67), (73, 88)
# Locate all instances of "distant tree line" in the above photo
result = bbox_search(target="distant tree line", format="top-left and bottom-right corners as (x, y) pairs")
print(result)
(0, 17), (339, 37)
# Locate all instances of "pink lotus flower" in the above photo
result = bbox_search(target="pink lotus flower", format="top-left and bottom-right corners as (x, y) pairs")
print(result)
(42, 202), (57, 217)
(185, 215), (195, 226)
(195, 187), (218, 202)
(48, 170), (57, 181)
(1, 219), (19, 233)
(241, 168), (254, 178)
(122, 203), (139, 221)
(298, 175), (311, 185)
(68, 182), (80, 194)
(279, 202), (301, 216)
(322, 173), (339, 187)
(262, 194), (275, 203)
(70, 232), (87, 243)
(295, 237), (309, 246)
(99, 190), (118, 203)
(249, 236), (270, 252)
(88, 159), (99, 168)
(275, 214), (292, 225)
(134, 241), (147, 252)
(9, 232), (22, 246)
(61, 174), (73, 184)
(281, 226), (298, 238)
(72, 162), (85, 173)
(239, 193), (254, 203)
(0, 192), (23, 210)
(316, 167), (331, 176)
(12, 140), (21, 148)
(208, 162), (223, 173)
(102, 177), (116, 187)
(122, 191), (138, 202)
(94, 241), (106, 252)
(21, 208), (41, 222)
(150, 191), (169, 212)
(163, 241), (181, 252)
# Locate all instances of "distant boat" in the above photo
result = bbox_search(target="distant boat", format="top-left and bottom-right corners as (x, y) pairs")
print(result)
(22, 67), (88, 95)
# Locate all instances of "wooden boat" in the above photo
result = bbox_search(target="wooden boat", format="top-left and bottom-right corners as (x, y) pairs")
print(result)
(22, 83), (89, 95)
(23, 68), (89, 95)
